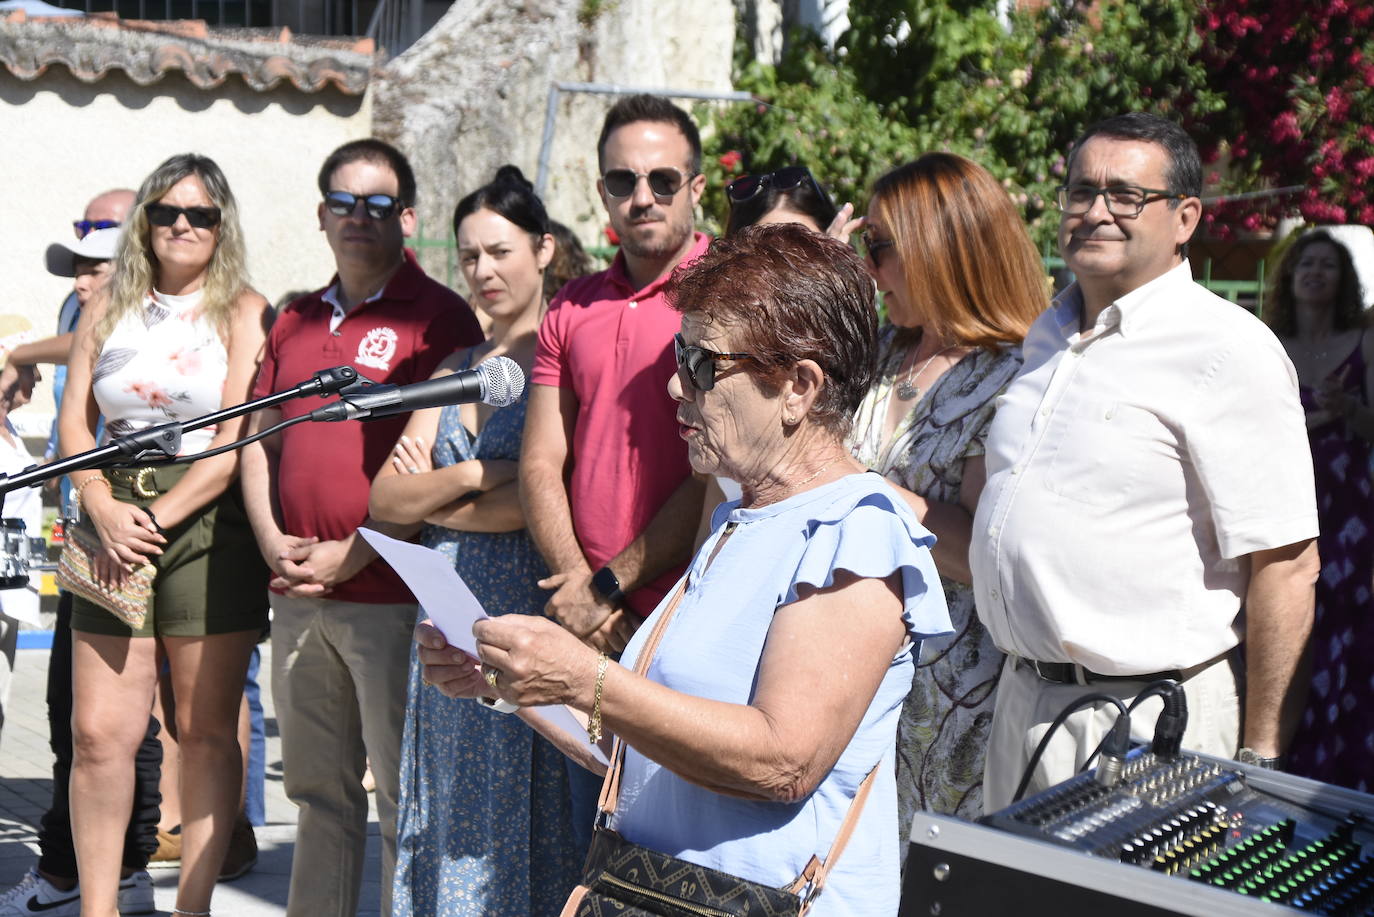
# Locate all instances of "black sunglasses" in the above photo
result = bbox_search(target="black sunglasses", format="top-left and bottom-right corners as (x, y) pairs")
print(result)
(602, 167), (694, 199)
(725, 166), (826, 204)
(324, 191), (403, 221)
(73, 219), (119, 239)
(861, 230), (895, 268)
(673, 333), (756, 392)
(145, 204), (221, 229)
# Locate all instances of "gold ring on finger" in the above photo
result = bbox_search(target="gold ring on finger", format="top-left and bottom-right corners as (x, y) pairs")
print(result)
(483, 666), (500, 691)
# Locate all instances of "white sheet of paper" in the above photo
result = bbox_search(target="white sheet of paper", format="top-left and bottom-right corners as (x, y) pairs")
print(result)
(529, 704), (611, 768)
(357, 528), (486, 656)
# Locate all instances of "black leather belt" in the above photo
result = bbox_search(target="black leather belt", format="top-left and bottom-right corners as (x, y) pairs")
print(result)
(1018, 657), (1184, 686)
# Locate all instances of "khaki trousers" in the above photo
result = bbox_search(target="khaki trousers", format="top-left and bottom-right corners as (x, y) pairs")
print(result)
(982, 653), (1241, 814)
(271, 594), (415, 917)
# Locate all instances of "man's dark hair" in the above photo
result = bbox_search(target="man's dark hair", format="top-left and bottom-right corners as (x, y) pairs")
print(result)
(596, 94), (702, 175)
(317, 139), (417, 208)
(1068, 112), (1202, 202)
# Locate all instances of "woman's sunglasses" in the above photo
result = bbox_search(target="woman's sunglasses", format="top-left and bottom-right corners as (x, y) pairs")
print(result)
(601, 167), (694, 199)
(674, 333), (756, 391)
(145, 204), (221, 229)
(323, 191), (403, 221)
(861, 230), (895, 269)
(725, 166), (825, 204)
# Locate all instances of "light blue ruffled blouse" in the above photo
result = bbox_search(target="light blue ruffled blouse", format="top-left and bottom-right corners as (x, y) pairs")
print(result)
(612, 472), (952, 916)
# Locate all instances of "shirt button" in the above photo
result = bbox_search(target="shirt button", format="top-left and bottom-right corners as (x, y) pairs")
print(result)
(987, 525), (998, 537)
(990, 589), (1000, 600)
(1040, 407), (1050, 417)
(1011, 466), (1021, 475)
(628, 301), (637, 309)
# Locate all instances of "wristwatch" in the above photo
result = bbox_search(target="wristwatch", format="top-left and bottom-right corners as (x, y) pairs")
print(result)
(1237, 747), (1284, 770)
(591, 566), (626, 606)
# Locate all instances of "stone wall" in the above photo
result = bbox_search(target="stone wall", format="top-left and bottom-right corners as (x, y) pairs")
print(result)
(372, 0), (737, 283)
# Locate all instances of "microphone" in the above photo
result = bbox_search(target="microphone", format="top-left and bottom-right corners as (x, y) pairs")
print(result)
(308, 356), (525, 422)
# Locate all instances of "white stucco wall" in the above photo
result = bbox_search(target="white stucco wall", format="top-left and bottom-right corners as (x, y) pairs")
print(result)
(0, 65), (371, 431)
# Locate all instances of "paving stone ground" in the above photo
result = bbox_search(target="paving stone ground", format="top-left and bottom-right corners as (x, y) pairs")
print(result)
(0, 644), (383, 916)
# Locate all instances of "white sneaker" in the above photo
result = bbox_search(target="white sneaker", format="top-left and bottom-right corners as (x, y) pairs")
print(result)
(117, 870), (154, 916)
(0, 868), (81, 917)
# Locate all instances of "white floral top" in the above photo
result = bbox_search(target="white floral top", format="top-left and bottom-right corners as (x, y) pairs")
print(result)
(92, 289), (227, 456)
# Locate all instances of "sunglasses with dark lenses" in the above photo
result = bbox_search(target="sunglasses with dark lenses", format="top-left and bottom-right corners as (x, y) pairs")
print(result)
(673, 333), (757, 391)
(861, 230), (896, 268)
(323, 191), (403, 221)
(725, 166), (823, 204)
(73, 219), (120, 239)
(602, 167), (693, 199)
(145, 204), (222, 229)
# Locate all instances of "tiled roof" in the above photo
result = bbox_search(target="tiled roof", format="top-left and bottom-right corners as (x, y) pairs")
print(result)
(0, 11), (374, 94)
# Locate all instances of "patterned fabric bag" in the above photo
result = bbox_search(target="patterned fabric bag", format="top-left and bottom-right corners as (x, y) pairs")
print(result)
(55, 523), (154, 629)
(560, 584), (877, 917)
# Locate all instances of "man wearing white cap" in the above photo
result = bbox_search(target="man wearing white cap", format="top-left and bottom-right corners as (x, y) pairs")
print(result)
(0, 189), (163, 917)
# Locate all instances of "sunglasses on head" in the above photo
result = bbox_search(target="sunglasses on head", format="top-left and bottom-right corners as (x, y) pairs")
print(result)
(601, 167), (694, 199)
(73, 219), (120, 239)
(145, 203), (221, 229)
(323, 191), (403, 221)
(725, 166), (825, 204)
(673, 333), (757, 392)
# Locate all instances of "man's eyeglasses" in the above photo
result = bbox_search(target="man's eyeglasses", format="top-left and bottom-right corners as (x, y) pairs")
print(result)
(1055, 184), (1187, 218)
(145, 204), (222, 229)
(602, 167), (694, 199)
(861, 231), (895, 269)
(674, 333), (756, 392)
(73, 219), (120, 239)
(725, 166), (827, 205)
(324, 191), (403, 221)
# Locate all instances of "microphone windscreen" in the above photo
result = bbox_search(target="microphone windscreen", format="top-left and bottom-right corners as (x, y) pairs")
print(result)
(479, 355), (526, 407)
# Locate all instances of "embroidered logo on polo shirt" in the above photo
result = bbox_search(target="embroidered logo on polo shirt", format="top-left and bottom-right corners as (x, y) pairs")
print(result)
(356, 326), (398, 371)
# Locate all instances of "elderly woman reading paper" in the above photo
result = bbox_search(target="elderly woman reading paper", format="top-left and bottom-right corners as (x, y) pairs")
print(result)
(417, 223), (951, 915)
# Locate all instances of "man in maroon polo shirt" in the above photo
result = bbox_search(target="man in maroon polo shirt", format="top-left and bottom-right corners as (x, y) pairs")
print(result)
(240, 139), (480, 917)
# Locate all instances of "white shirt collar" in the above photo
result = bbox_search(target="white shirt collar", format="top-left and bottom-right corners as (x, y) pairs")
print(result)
(1052, 259), (1194, 342)
(321, 282), (386, 334)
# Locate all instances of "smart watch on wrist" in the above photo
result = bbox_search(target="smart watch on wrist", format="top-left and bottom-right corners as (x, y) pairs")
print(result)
(1237, 747), (1284, 770)
(591, 566), (625, 606)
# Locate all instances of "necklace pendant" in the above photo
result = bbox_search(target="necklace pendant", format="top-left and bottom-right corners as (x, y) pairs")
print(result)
(895, 379), (920, 400)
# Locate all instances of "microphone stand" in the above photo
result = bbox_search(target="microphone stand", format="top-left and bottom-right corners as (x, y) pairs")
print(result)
(0, 365), (365, 498)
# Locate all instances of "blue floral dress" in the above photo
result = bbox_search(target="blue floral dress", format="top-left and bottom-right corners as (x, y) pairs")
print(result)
(392, 354), (581, 916)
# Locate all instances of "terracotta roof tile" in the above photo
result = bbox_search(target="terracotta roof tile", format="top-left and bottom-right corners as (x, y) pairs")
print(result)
(0, 11), (373, 94)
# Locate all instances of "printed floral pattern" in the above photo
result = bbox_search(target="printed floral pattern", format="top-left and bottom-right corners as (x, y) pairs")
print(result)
(850, 326), (1022, 826)
(1286, 336), (1374, 793)
(393, 351), (581, 916)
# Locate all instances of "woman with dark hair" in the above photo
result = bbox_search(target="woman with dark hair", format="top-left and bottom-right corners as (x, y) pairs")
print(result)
(59, 153), (271, 917)
(725, 166), (840, 236)
(370, 165), (580, 914)
(1265, 229), (1373, 793)
(417, 223), (951, 916)
(849, 153), (1047, 827)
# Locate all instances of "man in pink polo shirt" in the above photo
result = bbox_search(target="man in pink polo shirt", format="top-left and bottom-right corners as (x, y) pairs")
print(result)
(521, 94), (708, 849)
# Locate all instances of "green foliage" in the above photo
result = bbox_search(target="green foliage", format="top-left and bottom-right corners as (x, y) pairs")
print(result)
(703, 0), (1225, 246)
(695, 41), (925, 235)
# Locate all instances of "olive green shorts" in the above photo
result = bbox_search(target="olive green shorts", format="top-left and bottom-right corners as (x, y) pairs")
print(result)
(70, 465), (269, 638)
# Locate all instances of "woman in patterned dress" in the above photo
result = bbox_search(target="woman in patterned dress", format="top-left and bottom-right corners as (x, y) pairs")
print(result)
(59, 154), (271, 917)
(1264, 230), (1374, 793)
(849, 154), (1048, 827)
(370, 166), (581, 914)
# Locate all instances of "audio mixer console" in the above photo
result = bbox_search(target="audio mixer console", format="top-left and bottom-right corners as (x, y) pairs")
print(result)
(903, 750), (1374, 916)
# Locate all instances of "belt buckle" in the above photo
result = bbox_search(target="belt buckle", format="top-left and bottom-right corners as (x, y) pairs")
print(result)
(133, 468), (159, 499)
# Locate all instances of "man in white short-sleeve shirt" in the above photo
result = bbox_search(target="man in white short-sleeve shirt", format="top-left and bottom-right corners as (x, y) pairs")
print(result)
(972, 113), (1320, 811)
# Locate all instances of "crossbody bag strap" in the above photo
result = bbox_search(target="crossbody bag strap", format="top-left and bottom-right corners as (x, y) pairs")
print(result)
(594, 578), (689, 818)
(784, 763), (881, 912)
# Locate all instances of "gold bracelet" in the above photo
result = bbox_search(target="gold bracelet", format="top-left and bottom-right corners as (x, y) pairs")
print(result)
(74, 475), (111, 510)
(587, 652), (609, 743)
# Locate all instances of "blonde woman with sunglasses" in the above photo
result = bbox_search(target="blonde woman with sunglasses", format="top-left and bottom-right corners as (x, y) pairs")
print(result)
(59, 153), (271, 917)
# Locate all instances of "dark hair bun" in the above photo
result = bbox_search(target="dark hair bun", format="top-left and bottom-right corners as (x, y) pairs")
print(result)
(493, 165), (533, 191)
